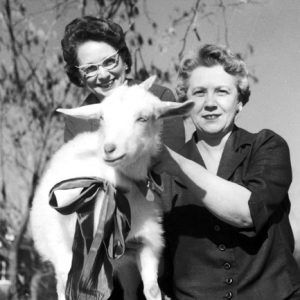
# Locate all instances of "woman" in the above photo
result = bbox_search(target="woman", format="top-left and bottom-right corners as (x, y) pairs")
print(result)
(158, 44), (300, 299)
(60, 16), (185, 300)
(61, 15), (185, 152)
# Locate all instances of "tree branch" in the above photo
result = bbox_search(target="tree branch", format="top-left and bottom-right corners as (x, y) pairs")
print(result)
(178, 0), (201, 59)
(4, 0), (22, 92)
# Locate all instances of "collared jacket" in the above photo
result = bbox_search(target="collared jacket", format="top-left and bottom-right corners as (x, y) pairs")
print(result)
(163, 126), (300, 300)
(64, 79), (185, 153)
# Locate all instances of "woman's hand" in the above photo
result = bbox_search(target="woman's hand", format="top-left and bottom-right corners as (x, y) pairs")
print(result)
(153, 145), (253, 228)
(151, 145), (182, 177)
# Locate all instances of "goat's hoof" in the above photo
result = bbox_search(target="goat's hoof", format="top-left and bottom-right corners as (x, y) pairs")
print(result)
(144, 282), (162, 300)
(150, 284), (160, 297)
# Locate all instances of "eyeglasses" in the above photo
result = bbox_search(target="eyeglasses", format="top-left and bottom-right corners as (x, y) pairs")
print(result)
(76, 50), (120, 78)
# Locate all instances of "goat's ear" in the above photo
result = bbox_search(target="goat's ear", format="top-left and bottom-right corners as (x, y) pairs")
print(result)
(139, 75), (156, 90)
(155, 100), (195, 119)
(57, 103), (102, 120)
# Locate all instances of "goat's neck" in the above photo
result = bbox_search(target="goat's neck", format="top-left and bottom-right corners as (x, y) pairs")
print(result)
(119, 155), (152, 183)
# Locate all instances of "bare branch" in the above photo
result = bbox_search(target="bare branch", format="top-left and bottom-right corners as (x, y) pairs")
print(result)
(81, 0), (87, 16)
(178, 0), (201, 60)
(142, 0), (157, 28)
(3, 0), (22, 91)
(26, 0), (77, 20)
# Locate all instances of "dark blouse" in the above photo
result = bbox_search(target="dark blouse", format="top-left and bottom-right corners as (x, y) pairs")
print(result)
(164, 126), (300, 300)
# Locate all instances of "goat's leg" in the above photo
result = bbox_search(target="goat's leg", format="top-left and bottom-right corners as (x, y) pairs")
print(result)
(54, 253), (72, 300)
(56, 274), (68, 300)
(31, 209), (74, 300)
(138, 245), (162, 300)
(137, 220), (164, 300)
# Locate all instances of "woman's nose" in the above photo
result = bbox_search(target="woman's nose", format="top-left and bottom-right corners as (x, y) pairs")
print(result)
(96, 66), (110, 79)
(204, 94), (217, 110)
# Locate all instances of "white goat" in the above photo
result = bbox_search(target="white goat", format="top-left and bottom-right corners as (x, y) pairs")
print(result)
(30, 77), (194, 300)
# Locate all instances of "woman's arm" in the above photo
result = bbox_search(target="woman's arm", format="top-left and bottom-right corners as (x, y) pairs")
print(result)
(157, 146), (253, 228)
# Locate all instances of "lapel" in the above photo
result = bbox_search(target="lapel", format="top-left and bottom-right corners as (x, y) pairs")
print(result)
(217, 126), (255, 180)
(180, 132), (206, 167)
(182, 126), (255, 180)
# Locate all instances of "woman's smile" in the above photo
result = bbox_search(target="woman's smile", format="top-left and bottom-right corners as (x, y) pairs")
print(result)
(97, 78), (115, 89)
(202, 113), (221, 120)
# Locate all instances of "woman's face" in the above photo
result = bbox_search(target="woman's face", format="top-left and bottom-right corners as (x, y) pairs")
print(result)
(187, 65), (242, 139)
(77, 40), (127, 97)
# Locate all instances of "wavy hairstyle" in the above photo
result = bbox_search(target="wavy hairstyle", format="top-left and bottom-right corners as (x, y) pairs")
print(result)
(176, 44), (250, 105)
(61, 16), (132, 87)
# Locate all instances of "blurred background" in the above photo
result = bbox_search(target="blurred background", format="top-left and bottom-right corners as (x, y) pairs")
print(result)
(0, 0), (299, 299)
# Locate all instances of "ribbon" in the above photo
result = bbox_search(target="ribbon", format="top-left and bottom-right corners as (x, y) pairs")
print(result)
(49, 177), (131, 300)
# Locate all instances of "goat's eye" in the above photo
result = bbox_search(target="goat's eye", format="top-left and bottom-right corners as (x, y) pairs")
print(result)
(137, 116), (148, 123)
(99, 115), (104, 122)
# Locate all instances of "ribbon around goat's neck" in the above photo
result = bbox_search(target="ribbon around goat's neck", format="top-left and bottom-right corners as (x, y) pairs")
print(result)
(48, 177), (131, 299)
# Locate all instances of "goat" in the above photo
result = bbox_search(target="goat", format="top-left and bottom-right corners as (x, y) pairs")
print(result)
(30, 76), (194, 300)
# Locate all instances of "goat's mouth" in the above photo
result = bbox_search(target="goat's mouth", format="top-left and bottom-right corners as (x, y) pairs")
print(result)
(104, 154), (126, 164)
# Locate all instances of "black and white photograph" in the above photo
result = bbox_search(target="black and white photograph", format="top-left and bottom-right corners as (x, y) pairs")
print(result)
(1, 0), (300, 299)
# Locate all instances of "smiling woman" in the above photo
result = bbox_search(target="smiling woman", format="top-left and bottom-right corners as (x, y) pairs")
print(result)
(158, 44), (300, 300)
(76, 41), (126, 96)
(60, 16), (185, 151)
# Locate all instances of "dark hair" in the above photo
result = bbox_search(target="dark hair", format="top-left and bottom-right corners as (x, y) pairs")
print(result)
(176, 44), (250, 105)
(61, 16), (132, 87)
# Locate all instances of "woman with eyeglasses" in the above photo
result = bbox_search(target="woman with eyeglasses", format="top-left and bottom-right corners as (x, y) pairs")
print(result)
(59, 16), (185, 300)
(61, 16), (185, 151)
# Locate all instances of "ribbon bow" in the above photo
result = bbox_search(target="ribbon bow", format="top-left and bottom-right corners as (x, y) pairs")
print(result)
(49, 177), (131, 300)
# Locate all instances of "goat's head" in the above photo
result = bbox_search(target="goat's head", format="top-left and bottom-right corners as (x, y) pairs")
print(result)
(58, 76), (194, 179)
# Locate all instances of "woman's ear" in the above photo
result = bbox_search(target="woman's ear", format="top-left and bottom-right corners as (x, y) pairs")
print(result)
(78, 73), (85, 86)
(236, 102), (243, 114)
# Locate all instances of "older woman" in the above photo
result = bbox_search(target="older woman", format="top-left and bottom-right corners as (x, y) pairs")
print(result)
(158, 44), (300, 299)
(61, 16), (185, 151)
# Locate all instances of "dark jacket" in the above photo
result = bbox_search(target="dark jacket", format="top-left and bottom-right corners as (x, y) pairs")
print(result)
(164, 126), (300, 300)
(64, 79), (185, 152)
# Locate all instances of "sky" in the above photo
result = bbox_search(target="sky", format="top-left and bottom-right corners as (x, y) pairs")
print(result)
(27, 0), (300, 251)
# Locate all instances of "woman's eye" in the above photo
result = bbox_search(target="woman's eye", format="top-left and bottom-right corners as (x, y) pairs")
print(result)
(217, 89), (229, 95)
(103, 57), (117, 67)
(84, 65), (97, 74)
(193, 90), (205, 96)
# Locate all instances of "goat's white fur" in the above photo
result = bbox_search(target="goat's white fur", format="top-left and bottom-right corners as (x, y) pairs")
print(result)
(30, 77), (194, 300)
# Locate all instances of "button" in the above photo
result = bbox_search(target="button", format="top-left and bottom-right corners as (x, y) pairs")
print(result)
(214, 224), (221, 232)
(218, 244), (226, 251)
(225, 291), (233, 299)
(225, 278), (233, 285)
(224, 262), (231, 270)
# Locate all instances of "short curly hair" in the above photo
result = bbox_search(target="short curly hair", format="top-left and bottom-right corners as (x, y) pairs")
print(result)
(176, 44), (250, 105)
(61, 16), (132, 87)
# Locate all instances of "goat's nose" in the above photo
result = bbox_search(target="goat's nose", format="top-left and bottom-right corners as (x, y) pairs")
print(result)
(104, 143), (116, 154)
